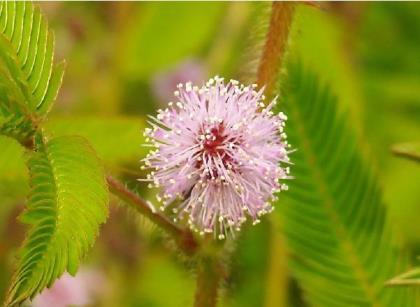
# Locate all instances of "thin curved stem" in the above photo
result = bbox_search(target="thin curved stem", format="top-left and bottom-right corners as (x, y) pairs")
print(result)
(107, 176), (198, 256)
(256, 2), (295, 98)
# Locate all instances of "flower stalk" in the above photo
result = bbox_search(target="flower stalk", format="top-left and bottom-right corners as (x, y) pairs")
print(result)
(256, 2), (295, 98)
(194, 240), (226, 307)
(106, 176), (198, 255)
(194, 257), (223, 307)
(192, 3), (296, 306)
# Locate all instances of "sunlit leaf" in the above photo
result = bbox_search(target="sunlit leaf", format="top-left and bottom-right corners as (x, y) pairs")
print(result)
(276, 63), (414, 306)
(5, 133), (108, 306)
(0, 2), (64, 143)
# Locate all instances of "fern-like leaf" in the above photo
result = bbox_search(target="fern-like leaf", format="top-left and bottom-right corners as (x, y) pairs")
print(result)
(277, 64), (413, 306)
(0, 1), (64, 142)
(5, 134), (109, 306)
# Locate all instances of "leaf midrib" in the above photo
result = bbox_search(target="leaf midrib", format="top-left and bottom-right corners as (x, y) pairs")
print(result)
(287, 97), (382, 307)
(14, 140), (60, 303)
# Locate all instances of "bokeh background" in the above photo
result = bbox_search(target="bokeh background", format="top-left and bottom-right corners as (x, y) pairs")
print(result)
(0, 2), (419, 306)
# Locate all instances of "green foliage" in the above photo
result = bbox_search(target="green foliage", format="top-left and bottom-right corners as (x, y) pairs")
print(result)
(277, 63), (413, 306)
(0, 1), (64, 142)
(0, 136), (28, 229)
(0, 6), (108, 304)
(387, 266), (420, 286)
(0, 2), (418, 306)
(45, 116), (148, 163)
(356, 3), (420, 244)
(131, 254), (195, 307)
(288, 6), (364, 121)
(5, 134), (109, 306)
(0, 115), (146, 203)
(392, 142), (420, 163)
(120, 2), (224, 79)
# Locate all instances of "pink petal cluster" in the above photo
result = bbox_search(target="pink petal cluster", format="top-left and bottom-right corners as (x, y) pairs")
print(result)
(142, 76), (291, 239)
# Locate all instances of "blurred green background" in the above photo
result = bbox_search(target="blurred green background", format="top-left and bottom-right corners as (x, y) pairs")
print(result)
(0, 2), (419, 306)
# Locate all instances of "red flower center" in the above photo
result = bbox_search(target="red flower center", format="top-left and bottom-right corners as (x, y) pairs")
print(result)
(203, 125), (226, 155)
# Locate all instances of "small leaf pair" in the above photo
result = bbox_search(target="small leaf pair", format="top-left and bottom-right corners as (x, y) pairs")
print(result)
(0, 2), (109, 306)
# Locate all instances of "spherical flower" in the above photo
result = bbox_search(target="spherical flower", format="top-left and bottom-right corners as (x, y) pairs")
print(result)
(142, 76), (291, 239)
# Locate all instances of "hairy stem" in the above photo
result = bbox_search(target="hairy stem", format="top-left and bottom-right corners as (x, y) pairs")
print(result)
(256, 2), (295, 98)
(106, 176), (198, 255)
(191, 4), (297, 305)
(194, 255), (224, 307)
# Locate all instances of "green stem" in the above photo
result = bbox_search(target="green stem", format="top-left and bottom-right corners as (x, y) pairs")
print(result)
(106, 176), (198, 256)
(256, 2), (295, 98)
(391, 143), (420, 163)
(264, 218), (289, 307)
(194, 254), (224, 307)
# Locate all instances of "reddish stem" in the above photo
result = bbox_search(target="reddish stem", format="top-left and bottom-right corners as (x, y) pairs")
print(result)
(256, 2), (295, 98)
(107, 176), (198, 256)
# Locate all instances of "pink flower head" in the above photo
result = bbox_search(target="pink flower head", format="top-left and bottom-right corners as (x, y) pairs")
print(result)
(142, 76), (291, 239)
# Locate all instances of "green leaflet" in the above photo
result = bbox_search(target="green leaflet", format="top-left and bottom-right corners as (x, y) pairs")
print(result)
(276, 64), (413, 306)
(387, 266), (420, 286)
(0, 1), (64, 142)
(5, 134), (109, 306)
